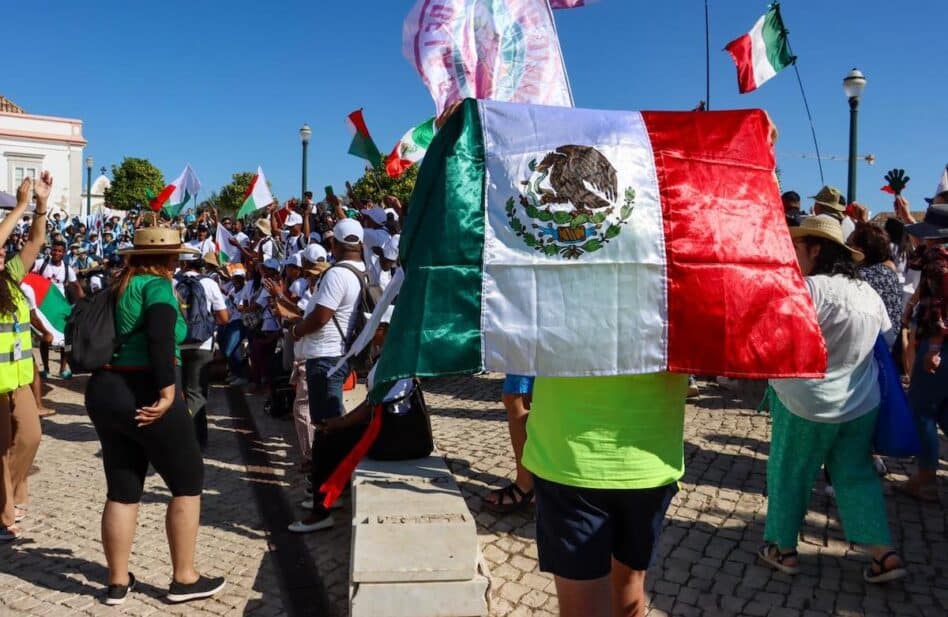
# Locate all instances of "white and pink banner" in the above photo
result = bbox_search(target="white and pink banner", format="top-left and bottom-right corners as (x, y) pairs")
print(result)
(403, 0), (574, 117)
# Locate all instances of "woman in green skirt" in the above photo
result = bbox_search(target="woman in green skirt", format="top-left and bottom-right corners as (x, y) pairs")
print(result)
(761, 214), (906, 583)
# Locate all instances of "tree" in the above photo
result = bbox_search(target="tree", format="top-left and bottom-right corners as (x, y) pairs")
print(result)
(104, 157), (165, 210)
(349, 165), (418, 206)
(216, 172), (256, 219)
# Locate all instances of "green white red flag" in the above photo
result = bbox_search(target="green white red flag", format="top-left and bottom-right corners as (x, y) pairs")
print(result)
(152, 164), (201, 217)
(367, 99), (827, 400)
(725, 3), (795, 93)
(215, 224), (240, 265)
(385, 117), (436, 178)
(236, 167), (274, 219)
(22, 273), (69, 345)
(346, 109), (383, 168)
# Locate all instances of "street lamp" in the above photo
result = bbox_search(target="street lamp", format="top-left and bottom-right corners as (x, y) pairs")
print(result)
(843, 68), (867, 204)
(299, 123), (312, 203)
(85, 155), (93, 217)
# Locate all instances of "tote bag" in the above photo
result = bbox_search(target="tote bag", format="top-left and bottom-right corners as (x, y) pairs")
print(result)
(873, 334), (921, 457)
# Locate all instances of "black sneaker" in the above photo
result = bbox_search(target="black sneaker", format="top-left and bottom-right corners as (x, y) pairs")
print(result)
(105, 572), (136, 606)
(167, 575), (226, 603)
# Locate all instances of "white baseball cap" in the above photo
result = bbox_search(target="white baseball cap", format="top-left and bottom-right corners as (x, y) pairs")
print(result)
(303, 243), (328, 264)
(263, 257), (281, 271)
(283, 253), (302, 268)
(333, 218), (364, 246)
(382, 237), (398, 261)
(285, 212), (304, 228)
(361, 208), (387, 226)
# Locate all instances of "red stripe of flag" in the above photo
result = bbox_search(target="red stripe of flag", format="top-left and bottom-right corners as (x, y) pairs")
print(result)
(347, 109), (372, 138)
(724, 34), (757, 93)
(242, 174), (259, 200)
(642, 109), (826, 378)
(150, 184), (176, 212)
(23, 273), (52, 306)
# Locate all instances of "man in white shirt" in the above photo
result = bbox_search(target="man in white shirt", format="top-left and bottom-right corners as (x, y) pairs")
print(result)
(33, 239), (77, 378)
(188, 224), (216, 257)
(177, 253), (229, 448)
(282, 212), (306, 256)
(292, 218), (367, 423)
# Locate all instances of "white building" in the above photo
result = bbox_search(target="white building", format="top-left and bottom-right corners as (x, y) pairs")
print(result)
(0, 95), (87, 216)
(82, 173), (111, 214)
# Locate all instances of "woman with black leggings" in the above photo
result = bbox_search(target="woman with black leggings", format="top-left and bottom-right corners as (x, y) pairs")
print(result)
(85, 226), (224, 605)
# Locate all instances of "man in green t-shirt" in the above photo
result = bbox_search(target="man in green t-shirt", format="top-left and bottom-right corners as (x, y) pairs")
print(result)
(522, 372), (686, 617)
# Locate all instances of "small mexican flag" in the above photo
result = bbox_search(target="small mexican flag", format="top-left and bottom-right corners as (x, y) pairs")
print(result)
(152, 164), (202, 217)
(724, 3), (795, 93)
(369, 99), (827, 400)
(346, 109), (383, 168)
(385, 117), (436, 178)
(236, 167), (275, 219)
(215, 224), (241, 265)
(22, 273), (70, 346)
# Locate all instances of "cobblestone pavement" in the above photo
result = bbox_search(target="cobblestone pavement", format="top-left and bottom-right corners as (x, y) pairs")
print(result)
(0, 376), (289, 616)
(3, 373), (946, 617)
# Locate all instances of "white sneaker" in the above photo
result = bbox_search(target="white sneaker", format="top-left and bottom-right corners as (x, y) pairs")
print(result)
(288, 515), (334, 533)
(300, 497), (344, 510)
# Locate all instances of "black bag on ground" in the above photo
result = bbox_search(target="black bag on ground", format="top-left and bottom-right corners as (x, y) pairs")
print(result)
(368, 380), (434, 461)
(264, 374), (294, 418)
(65, 289), (121, 373)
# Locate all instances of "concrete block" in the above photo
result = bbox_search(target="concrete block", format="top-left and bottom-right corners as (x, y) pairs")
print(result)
(352, 521), (479, 582)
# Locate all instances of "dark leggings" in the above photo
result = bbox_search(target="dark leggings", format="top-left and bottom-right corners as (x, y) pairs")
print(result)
(85, 369), (204, 504)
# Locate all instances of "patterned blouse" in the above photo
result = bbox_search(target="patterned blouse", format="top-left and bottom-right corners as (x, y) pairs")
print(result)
(908, 246), (948, 339)
(858, 263), (903, 329)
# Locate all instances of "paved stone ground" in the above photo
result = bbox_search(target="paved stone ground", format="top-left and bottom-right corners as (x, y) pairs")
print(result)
(0, 375), (288, 616)
(3, 372), (946, 616)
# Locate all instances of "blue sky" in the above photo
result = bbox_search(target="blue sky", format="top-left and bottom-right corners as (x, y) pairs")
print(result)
(6, 1), (946, 213)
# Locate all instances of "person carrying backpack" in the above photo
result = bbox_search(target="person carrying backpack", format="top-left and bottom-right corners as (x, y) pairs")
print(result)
(176, 253), (228, 448)
(291, 219), (368, 426)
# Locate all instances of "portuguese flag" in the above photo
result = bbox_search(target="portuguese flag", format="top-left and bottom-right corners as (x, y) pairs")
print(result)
(236, 167), (275, 219)
(385, 117), (436, 178)
(346, 109), (383, 168)
(22, 273), (70, 345)
(724, 3), (795, 93)
(368, 99), (826, 399)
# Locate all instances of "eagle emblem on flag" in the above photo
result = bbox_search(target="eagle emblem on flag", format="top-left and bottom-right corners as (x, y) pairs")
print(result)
(505, 144), (635, 259)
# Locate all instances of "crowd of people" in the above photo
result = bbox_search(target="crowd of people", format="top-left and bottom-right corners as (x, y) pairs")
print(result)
(0, 162), (945, 615)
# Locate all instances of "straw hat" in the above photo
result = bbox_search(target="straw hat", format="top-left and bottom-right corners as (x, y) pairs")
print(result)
(118, 227), (201, 256)
(790, 214), (864, 262)
(256, 218), (272, 237)
(303, 261), (330, 276)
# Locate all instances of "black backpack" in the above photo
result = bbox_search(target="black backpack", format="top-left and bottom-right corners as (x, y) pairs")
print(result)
(330, 263), (379, 375)
(175, 276), (216, 344)
(64, 289), (123, 373)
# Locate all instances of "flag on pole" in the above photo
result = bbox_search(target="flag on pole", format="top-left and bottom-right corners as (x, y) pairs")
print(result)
(151, 164), (202, 217)
(346, 110), (383, 168)
(403, 0), (574, 117)
(369, 99), (826, 399)
(385, 117), (436, 178)
(215, 224), (241, 265)
(236, 167), (274, 219)
(725, 3), (795, 93)
(22, 273), (69, 345)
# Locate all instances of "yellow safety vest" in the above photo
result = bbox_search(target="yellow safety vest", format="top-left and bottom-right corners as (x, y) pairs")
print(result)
(0, 287), (33, 394)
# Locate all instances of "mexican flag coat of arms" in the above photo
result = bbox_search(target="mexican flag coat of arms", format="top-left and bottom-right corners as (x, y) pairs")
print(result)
(370, 99), (826, 396)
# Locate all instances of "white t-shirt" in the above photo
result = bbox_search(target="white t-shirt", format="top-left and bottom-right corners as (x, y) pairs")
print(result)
(224, 282), (247, 323)
(33, 259), (76, 293)
(289, 277), (308, 301)
(256, 237), (274, 261)
(234, 231), (251, 247)
(188, 237), (216, 257)
(771, 275), (893, 423)
(363, 228), (391, 287)
(298, 260), (365, 359)
(179, 272), (228, 351)
(256, 289), (282, 332)
(281, 230), (304, 255)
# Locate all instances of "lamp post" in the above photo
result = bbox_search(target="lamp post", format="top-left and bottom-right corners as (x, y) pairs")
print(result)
(843, 68), (867, 204)
(85, 155), (93, 217)
(299, 124), (312, 203)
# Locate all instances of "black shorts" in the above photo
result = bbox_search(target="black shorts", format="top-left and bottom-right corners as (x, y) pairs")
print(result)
(533, 475), (677, 580)
(86, 369), (204, 503)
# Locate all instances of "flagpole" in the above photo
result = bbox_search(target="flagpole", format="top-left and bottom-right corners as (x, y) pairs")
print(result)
(704, 0), (711, 110)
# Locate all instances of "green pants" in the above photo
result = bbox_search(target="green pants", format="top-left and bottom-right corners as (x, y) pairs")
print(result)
(764, 397), (891, 548)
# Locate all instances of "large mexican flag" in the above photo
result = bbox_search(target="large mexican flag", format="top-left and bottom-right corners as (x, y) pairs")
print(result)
(370, 99), (826, 397)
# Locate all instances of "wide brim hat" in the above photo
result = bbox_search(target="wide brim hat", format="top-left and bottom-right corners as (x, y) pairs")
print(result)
(119, 227), (201, 256)
(809, 185), (846, 211)
(303, 261), (331, 276)
(256, 218), (272, 237)
(790, 214), (864, 262)
(905, 205), (948, 239)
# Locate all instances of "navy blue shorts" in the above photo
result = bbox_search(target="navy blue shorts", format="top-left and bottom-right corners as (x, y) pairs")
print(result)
(533, 475), (677, 580)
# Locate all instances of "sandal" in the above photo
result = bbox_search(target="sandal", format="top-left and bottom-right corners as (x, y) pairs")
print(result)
(895, 481), (938, 503)
(14, 507), (26, 523)
(484, 482), (534, 514)
(757, 543), (800, 575)
(864, 551), (907, 584)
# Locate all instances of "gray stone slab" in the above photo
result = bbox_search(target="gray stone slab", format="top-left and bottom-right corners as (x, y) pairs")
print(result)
(352, 521), (479, 583)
